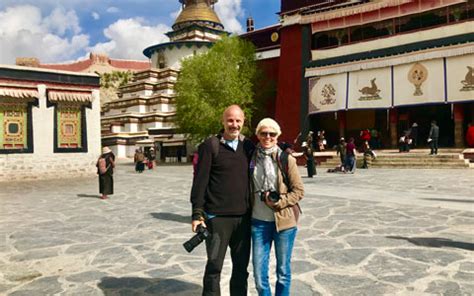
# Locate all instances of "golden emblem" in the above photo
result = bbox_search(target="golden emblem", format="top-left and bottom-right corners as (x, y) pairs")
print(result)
(320, 84), (336, 105)
(408, 63), (428, 96)
(271, 32), (279, 42)
(358, 78), (381, 101)
(460, 66), (474, 91)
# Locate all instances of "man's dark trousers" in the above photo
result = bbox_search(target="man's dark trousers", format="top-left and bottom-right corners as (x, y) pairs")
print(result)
(430, 138), (438, 155)
(203, 215), (251, 296)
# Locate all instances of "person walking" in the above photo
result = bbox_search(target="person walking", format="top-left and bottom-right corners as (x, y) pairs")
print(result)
(190, 105), (255, 296)
(250, 118), (304, 296)
(96, 147), (115, 200)
(410, 123), (418, 148)
(345, 137), (357, 174)
(134, 148), (145, 173)
(304, 131), (316, 178)
(335, 137), (347, 170)
(428, 120), (439, 155)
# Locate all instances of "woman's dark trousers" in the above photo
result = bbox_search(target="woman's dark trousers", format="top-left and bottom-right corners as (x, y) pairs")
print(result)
(203, 215), (251, 296)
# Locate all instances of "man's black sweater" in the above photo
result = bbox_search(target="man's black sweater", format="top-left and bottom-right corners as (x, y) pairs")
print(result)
(191, 136), (254, 220)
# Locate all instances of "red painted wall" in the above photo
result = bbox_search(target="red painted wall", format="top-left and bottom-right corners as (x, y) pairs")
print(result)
(275, 25), (303, 143)
(255, 57), (279, 119)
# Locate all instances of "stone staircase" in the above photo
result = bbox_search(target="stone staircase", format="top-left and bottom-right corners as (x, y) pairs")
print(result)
(316, 149), (473, 169)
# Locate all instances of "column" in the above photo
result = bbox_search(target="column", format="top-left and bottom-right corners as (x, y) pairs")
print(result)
(453, 103), (464, 147)
(338, 110), (346, 138)
(389, 108), (398, 148)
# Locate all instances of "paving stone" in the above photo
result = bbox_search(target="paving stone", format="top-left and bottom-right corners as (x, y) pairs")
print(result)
(459, 262), (474, 272)
(291, 279), (321, 296)
(365, 255), (429, 284)
(314, 273), (396, 295)
(143, 278), (201, 295)
(13, 276), (63, 295)
(345, 235), (412, 248)
(292, 260), (319, 274)
(312, 248), (374, 266)
(146, 264), (186, 278)
(9, 248), (59, 262)
(305, 239), (345, 251)
(66, 271), (109, 283)
(425, 280), (463, 295)
(91, 247), (136, 265)
(388, 248), (465, 266)
(452, 271), (474, 282)
(2, 265), (42, 282)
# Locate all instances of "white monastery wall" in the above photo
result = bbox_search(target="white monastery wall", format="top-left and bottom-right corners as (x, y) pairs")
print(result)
(0, 88), (101, 182)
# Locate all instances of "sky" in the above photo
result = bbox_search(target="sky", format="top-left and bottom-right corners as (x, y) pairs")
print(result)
(0, 0), (281, 65)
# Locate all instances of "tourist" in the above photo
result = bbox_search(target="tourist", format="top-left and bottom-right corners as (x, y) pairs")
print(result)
(190, 105), (255, 296)
(345, 137), (357, 174)
(146, 147), (156, 169)
(428, 120), (439, 155)
(317, 130), (326, 151)
(409, 123), (418, 148)
(134, 148), (145, 173)
(250, 118), (304, 296)
(335, 137), (347, 170)
(467, 123), (474, 148)
(304, 131), (316, 177)
(96, 147), (115, 200)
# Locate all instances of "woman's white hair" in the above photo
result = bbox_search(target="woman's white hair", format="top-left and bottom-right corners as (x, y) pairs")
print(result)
(256, 117), (281, 137)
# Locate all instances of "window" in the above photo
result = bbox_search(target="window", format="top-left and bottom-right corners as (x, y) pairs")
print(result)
(54, 102), (88, 153)
(0, 102), (33, 153)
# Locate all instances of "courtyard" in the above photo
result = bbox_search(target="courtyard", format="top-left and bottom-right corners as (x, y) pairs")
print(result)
(1, 163), (473, 295)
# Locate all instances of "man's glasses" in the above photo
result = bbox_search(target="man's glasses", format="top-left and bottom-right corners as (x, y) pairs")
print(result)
(259, 131), (277, 137)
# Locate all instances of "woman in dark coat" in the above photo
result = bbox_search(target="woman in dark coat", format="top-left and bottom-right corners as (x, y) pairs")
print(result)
(97, 147), (115, 199)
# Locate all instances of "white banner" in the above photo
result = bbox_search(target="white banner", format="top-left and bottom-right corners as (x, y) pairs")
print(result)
(348, 68), (392, 109)
(393, 59), (445, 106)
(308, 73), (347, 114)
(446, 54), (474, 103)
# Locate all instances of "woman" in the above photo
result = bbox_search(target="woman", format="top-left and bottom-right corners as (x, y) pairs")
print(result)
(250, 118), (304, 296)
(97, 146), (115, 199)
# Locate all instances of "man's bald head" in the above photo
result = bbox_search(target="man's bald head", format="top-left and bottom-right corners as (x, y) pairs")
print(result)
(222, 105), (245, 140)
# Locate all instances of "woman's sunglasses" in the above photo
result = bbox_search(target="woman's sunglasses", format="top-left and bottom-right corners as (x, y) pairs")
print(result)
(259, 131), (277, 137)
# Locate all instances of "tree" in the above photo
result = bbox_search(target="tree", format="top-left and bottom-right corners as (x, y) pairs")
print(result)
(175, 36), (257, 142)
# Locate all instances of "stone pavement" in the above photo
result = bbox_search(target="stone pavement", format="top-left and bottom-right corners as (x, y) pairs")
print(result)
(0, 163), (473, 295)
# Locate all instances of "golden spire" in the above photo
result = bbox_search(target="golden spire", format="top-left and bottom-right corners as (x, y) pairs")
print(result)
(173, 0), (223, 31)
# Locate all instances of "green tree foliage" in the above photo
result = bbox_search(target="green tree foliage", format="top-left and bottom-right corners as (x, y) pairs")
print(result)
(175, 36), (257, 142)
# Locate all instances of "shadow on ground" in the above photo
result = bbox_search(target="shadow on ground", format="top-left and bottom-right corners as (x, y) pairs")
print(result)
(387, 236), (474, 251)
(77, 194), (102, 199)
(421, 198), (474, 203)
(150, 212), (190, 224)
(98, 277), (201, 295)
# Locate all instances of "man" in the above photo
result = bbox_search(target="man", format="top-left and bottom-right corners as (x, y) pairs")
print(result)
(428, 120), (439, 155)
(191, 105), (254, 296)
(345, 137), (357, 174)
(304, 131), (316, 178)
(335, 137), (347, 169)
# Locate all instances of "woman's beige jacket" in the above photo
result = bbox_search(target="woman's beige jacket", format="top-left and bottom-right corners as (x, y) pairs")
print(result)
(251, 150), (304, 232)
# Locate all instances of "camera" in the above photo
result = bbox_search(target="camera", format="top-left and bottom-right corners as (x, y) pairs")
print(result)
(260, 191), (280, 202)
(183, 224), (210, 253)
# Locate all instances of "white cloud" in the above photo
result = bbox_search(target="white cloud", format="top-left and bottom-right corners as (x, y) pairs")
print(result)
(215, 0), (244, 33)
(88, 18), (170, 60)
(43, 7), (82, 35)
(107, 6), (120, 14)
(0, 5), (89, 64)
(91, 11), (100, 20)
